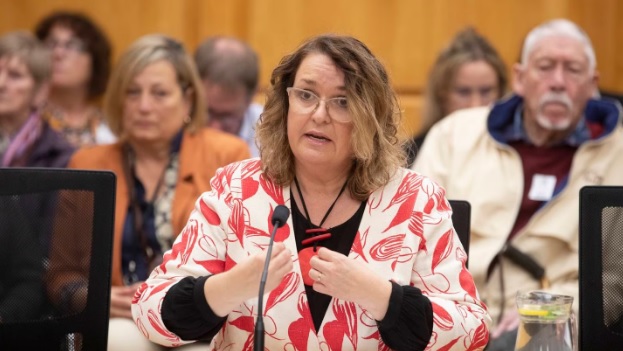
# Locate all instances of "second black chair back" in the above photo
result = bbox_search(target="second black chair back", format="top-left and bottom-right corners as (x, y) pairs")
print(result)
(0, 168), (115, 351)
(579, 186), (623, 350)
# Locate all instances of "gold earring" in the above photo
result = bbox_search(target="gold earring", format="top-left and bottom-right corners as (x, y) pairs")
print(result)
(184, 115), (191, 124)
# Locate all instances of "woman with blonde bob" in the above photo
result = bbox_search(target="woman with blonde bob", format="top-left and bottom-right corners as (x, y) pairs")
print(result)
(133, 34), (490, 351)
(47, 34), (249, 350)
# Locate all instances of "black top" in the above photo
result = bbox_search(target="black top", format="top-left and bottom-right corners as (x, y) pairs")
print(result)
(122, 130), (183, 284)
(405, 132), (427, 168)
(291, 195), (367, 331)
(162, 192), (433, 351)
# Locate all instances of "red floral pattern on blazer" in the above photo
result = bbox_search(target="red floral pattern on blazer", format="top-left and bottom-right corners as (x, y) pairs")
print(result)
(132, 159), (491, 350)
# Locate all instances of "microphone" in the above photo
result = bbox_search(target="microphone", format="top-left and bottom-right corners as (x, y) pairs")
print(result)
(254, 205), (290, 351)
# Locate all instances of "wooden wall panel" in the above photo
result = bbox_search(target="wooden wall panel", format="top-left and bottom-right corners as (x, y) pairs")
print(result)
(1, 0), (622, 137)
(195, 0), (250, 41)
(0, 0), (196, 59)
(568, 0), (622, 91)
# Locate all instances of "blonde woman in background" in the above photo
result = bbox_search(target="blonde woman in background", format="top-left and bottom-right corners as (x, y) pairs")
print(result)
(47, 34), (250, 351)
(406, 27), (508, 166)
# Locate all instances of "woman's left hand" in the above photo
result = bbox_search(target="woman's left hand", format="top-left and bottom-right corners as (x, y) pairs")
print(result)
(309, 247), (392, 320)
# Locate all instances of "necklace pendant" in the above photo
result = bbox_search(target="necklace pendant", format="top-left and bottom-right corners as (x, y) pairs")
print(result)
(299, 247), (319, 286)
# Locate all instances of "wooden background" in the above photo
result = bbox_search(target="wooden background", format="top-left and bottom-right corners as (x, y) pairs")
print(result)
(1, 0), (621, 137)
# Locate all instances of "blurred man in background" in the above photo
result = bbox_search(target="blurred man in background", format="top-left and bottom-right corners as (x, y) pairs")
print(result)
(195, 36), (261, 157)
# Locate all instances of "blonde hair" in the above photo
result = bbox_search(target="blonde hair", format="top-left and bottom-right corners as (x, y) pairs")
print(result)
(0, 31), (51, 87)
(421, 27), (508, 134)
(104, 34), (205, 137)
(256, 34), (405, 201)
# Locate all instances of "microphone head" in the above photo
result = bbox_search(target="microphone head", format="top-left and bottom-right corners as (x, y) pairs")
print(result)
(271, 205), (290, 228)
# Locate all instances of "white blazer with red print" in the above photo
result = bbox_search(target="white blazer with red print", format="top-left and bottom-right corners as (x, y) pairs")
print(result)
(132, 158), (491, 351)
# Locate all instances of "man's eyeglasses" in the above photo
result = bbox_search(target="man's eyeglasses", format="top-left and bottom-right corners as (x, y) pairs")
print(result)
(286, 87), (351, 123)
(44, 38), (86, 54)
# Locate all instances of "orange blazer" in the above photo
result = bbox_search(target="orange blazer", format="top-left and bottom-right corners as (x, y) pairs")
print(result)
(68, 128), (251, 286)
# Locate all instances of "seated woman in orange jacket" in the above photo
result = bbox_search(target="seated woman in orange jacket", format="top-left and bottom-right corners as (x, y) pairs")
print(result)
(46, 34), (250, 351)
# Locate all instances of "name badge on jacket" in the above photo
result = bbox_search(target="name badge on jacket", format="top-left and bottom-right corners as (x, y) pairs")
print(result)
(528, 174), (557, 201)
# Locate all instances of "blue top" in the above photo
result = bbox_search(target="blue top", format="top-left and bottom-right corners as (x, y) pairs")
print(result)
(121, 131), (183, 284)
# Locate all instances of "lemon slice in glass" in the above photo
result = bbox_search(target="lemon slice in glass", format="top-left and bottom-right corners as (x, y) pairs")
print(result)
(518, 308), (549, 316)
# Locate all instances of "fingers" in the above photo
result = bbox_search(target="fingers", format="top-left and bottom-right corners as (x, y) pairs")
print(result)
(109, 305), (133, 319)
(264, 244), (293, 291)
(268, 244), (293, 272)
(111, 293), (133, 307)
(271, 242), (286, 256)
(310, 248), (334, 274)
(270, 250), (293, 276)
(316, 247), (337, 260)
(311, 268), (328, 295)
(110, 288), (133, 319)
(309, 248), (342, 286)
(268, 243), (291, 267)
(270, 243), (291, 264)
(250, 242), (288, 270)
(309, 268), (324, 283)
(112, 285), (136, 296)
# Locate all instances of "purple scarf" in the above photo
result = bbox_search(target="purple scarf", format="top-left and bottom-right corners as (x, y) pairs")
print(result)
(2, 113), (43, 167)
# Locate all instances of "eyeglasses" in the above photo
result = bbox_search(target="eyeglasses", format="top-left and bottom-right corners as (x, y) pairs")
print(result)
(286, 87), (351, 123)
(44, 38), (86, 53)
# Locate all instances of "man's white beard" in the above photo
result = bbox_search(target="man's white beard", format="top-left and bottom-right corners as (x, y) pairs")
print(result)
(535, 113), (573, 131)
(535, 92), (574, 131)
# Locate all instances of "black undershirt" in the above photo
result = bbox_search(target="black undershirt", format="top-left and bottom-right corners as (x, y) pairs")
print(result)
(291, 193), (367, 332)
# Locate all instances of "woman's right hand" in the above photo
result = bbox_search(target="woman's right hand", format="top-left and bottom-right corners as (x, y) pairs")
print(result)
(243, 242), (294, 293)
(204, 242), (293, 317)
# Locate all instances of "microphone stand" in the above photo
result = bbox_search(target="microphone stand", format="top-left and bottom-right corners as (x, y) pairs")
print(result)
(254, 205), (289, 351)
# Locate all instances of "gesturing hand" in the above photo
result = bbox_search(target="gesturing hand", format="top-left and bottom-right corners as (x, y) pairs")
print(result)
(205, 242), (294, 317)
(242, 242), (294, 295)
(309, 247), (392, 320)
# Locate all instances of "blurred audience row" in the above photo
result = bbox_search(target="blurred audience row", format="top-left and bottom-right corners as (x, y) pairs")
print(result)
(1, 11), (262, 158)
(2, 9), (623, 351)
(0, 10), (255, 351)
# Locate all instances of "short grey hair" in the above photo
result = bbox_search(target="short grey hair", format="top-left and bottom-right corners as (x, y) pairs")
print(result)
(521, 19), (596, 72)
(0, 31), (51, 87)
(194, 36), (259, 97)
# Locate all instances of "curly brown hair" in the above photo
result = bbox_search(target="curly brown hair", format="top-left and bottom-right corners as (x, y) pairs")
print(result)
(35, 11), (111, 100)
(256, 34), (405, 201)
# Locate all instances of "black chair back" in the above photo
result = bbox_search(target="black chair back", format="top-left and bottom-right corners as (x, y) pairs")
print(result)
(0, 168), (115, 350)
(579, 186), (623, 350)
(449, 199), (471, 263)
